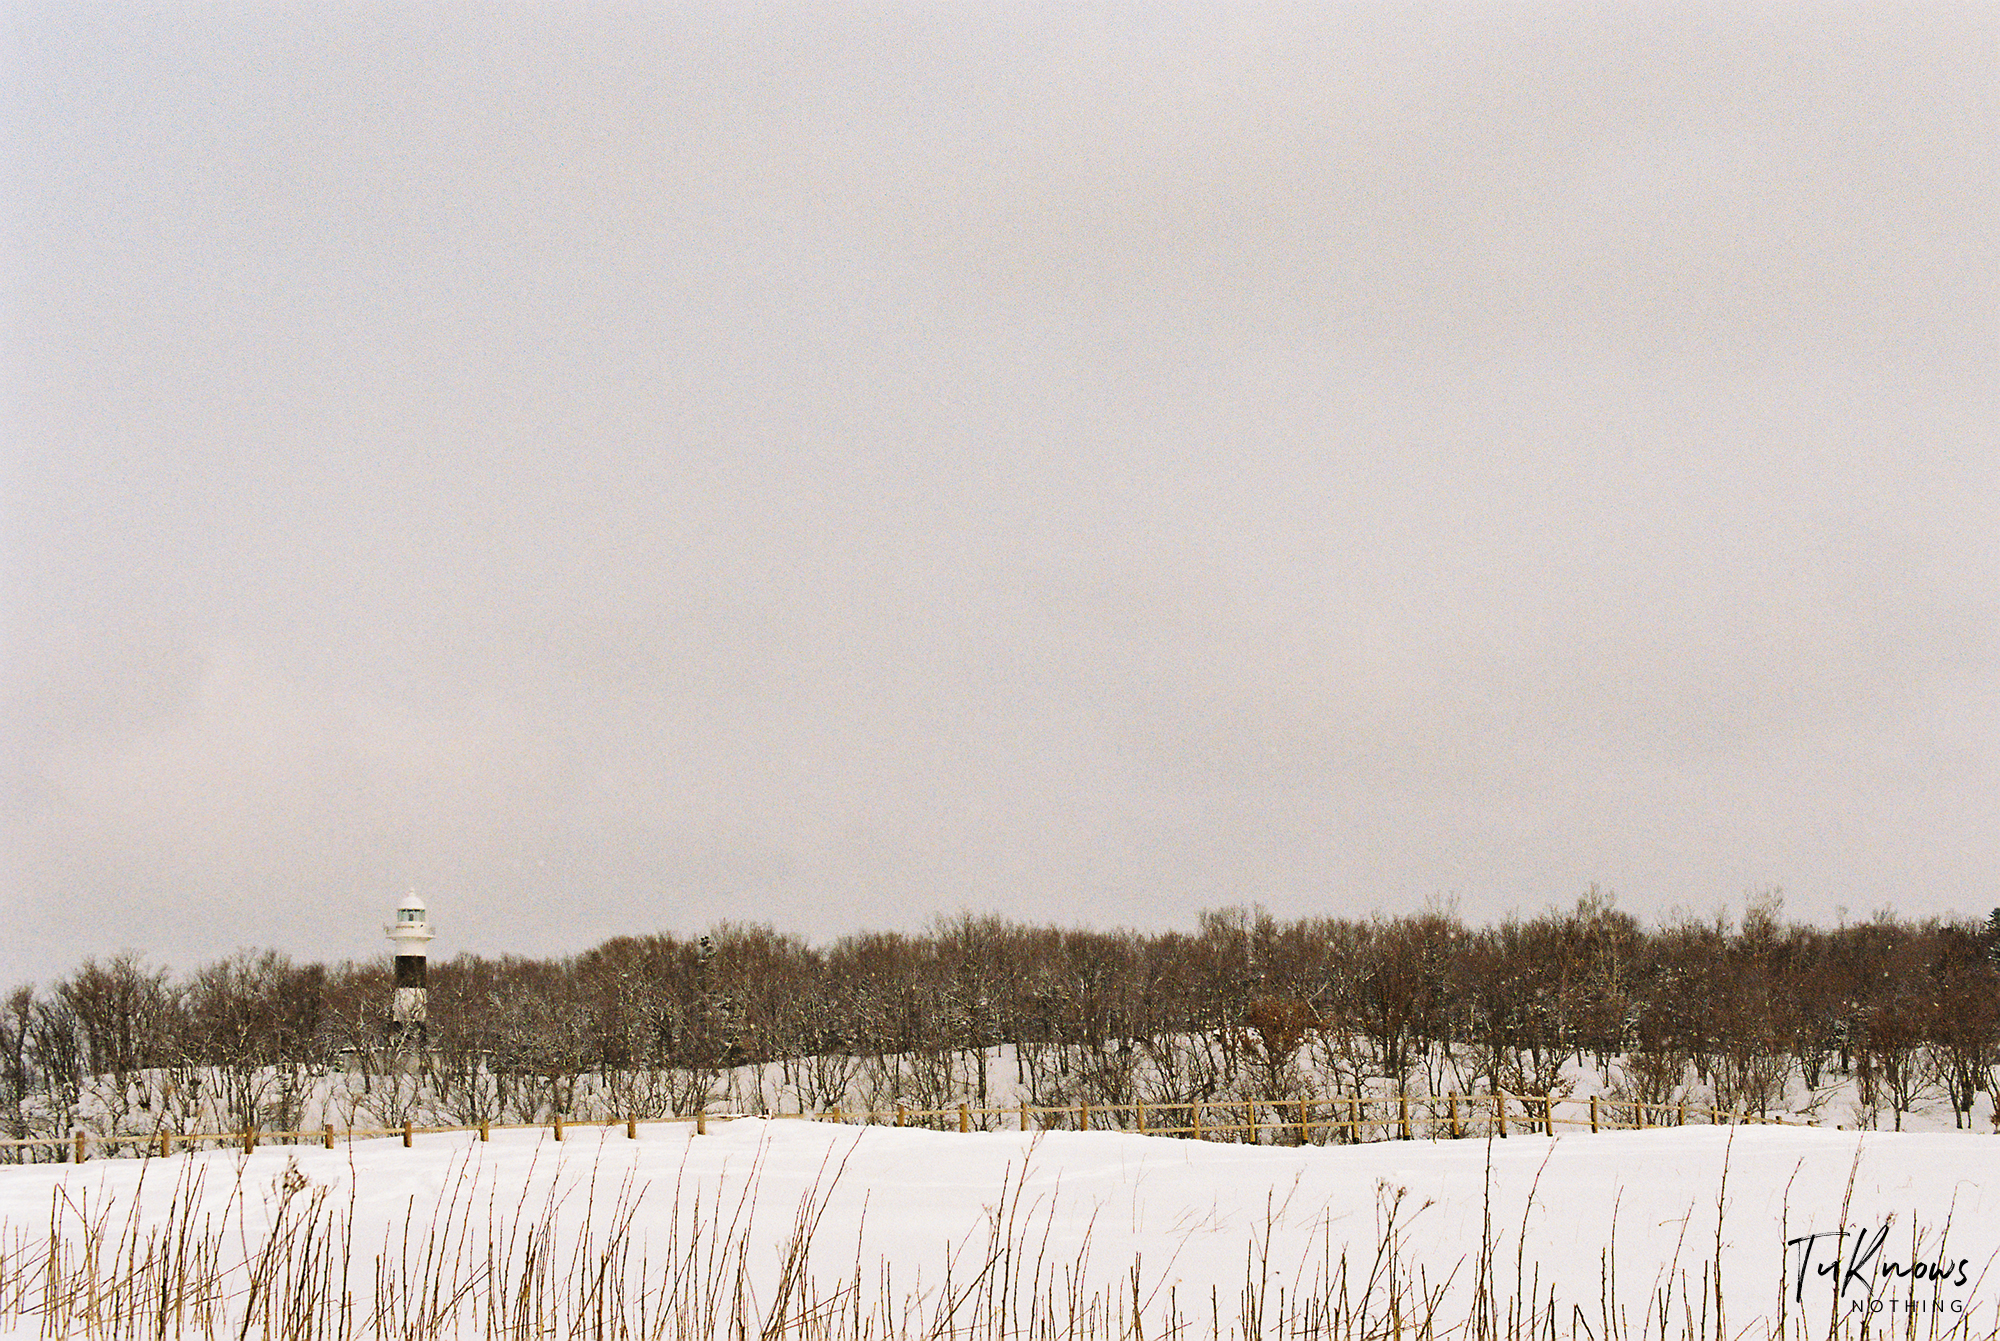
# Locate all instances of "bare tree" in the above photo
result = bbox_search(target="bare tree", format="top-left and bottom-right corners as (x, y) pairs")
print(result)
(1242, 996), (1317, 1099)
(1921, 924), (1996, 1129)
(1862, 997), (1933, 1132)
(1707, 897), (1794, 1120)
(0, 988), (36, 1158)
(54, 954), (180, 1147)
(183, 951), (325, 1135)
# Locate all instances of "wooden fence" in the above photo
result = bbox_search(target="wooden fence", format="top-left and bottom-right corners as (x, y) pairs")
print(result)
(0, 1090), (1798, 1164)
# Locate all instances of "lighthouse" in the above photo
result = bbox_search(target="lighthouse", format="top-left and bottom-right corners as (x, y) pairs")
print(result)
(385, 892), (434, 1047)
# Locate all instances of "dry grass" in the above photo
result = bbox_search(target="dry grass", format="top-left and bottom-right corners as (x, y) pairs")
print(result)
(0, 1133), (1993, 1341)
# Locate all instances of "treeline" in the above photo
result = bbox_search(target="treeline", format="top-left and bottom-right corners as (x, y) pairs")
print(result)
(3, 897), (1997, 1151)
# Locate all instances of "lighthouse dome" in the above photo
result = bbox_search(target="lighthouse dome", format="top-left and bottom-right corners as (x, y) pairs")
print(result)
(388, 892), (434, 939)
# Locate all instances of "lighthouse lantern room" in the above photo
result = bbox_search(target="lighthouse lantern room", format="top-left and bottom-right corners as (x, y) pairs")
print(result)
(385, 892), (434, 1046)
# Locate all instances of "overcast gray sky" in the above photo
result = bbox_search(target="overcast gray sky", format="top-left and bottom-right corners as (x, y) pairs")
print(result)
(3, 1), (1994, 985)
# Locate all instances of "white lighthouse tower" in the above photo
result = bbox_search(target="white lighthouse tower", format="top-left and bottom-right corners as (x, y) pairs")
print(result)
(385, 892), (434, 1047)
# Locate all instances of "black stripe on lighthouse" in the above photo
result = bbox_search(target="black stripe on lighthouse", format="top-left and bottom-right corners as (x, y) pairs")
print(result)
(394, 955), (427, 989)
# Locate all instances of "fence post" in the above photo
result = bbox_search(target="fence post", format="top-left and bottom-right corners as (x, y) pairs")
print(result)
(833, 1106), (844, 1125)
(1347, 1095), (1359, 1143)
(958, 1103), (970, 1134)
(1019, 1101), (1029, 1132)
(324, 1123), (335, 1150)
(1192, 1102), (1204, 1141)
(479, 1120), (490, 1142)
(1590, 1094), (1599, 1134)
(1298, 1097), (1310, 1146)
(1495, 1091), (1508, 1137)
(74, 1130), (87, 1163)
(160, 1130), (173, 1158)
(1138, 1102), (1149, 1135)
(1678, 1100), (1688, 1127)
(1399, 1090), (1412, 1141)
(696, 1110), (707, 1136)
(1079, 1100), (1091, 1133)
(1449, 1093), (1462, 1140)
(896, 1102), (907, 1128)
(627, 1115), (638, 1139)
(553, 1114), (564, 1141)
(403, 1119), (413, 1148)
(244, 1127), (256, 1154)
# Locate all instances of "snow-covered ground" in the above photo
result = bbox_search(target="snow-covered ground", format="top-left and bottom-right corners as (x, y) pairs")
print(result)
(2, 1116), (1994, 1339)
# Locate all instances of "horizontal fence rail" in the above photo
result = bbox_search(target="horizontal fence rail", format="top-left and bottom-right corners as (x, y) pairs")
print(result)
(0, 1091), (1808, 1164)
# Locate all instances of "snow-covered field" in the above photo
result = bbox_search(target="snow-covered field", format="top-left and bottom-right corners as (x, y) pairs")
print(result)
(2, 1117), (1994, 1340)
